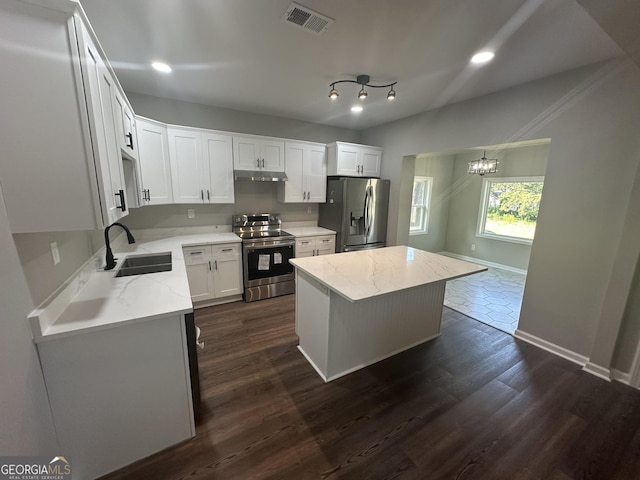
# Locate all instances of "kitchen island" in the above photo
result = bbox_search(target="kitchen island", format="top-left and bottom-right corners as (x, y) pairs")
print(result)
(290, 246), (486, 382)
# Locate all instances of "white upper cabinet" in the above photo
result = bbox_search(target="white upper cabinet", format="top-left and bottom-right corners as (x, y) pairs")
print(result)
(277, 142), (327, 203)
(136, 117), (173, 205)
(113, 91), (138, 160)
(76, 19), (129, 225)
(327, 142), (382, 177)
(203, 132), (235, 203)
(233, 135), (285, 172)
(169, 126), (234, 204)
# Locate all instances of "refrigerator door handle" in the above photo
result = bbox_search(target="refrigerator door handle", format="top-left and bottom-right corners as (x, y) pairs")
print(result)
(363, 186), (370, 239)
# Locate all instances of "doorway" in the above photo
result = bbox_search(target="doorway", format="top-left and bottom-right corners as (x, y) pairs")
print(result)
(406, 140), (550, 334)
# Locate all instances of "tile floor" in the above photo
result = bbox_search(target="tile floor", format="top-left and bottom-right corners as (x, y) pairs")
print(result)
(444, 266), (526, 335)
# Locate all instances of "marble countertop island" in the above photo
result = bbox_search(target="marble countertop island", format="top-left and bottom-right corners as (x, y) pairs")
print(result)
(290, 245), (487, 303)
(291, 246), (488, 381)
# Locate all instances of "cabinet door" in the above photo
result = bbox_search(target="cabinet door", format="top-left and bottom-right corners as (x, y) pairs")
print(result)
(80, 27), (127, 224)
(281, 143), (305, 202)
(262, 139), (285, 172)
(212, 245), (242, 298)
(122, 103), (138, 160)
(136, 118), (173, 205)
(184, 246), (215, 302)
(168, 128), (206, 203)
(203, 132), (234, 203)
(361, 148), (382, 177)
(233, 136), (261, 170)
(335, 144), (360, 176)
(112, 92), (137, 160)
(305, 144), (327, 202)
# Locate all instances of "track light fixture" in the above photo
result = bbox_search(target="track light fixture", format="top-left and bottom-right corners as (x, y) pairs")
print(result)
(328, 74), (397, 102)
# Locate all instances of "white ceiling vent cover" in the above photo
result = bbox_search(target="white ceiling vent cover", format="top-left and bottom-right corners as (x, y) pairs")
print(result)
(282, 2), (334, 35)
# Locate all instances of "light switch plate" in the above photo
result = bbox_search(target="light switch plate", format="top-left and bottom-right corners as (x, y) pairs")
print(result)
(187, 209), (195, 219)
(50, 242), (61, 265)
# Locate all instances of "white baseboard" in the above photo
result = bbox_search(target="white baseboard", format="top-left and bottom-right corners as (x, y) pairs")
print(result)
(513, 329), (589, 366)
(611, 369), (631, 385)
(438, 252), (527, 275)
(583, 362), (612, 382)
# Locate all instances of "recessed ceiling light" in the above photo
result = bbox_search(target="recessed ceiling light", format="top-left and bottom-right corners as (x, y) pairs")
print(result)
(151, 61), (172, 73)
(351, 105), (363, 113)
(470, 51), (495, 65)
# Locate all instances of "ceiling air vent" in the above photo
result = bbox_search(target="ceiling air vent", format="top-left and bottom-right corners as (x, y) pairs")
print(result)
(282, 2), (334, 35)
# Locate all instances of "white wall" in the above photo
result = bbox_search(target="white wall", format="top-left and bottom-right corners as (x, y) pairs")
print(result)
(361, 60), (640, 374)
(408, 154), (455, 253)
(442, 144), (549, 270)
(0, 185), (58, 454)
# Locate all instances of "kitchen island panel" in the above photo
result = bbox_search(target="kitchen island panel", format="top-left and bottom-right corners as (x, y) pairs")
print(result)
(296, 270), (445, 382)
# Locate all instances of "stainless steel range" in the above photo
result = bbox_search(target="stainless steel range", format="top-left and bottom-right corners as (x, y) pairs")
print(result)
(233, 213), (295, 302)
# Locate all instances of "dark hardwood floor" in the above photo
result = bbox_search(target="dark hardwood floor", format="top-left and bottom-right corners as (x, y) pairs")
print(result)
(99, 295), (640, 479)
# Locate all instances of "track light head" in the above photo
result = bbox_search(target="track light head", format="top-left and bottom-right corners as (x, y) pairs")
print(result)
(387, 86), (396, 100)
(328, 85), (339, 100)
(358, 87), (368, 100)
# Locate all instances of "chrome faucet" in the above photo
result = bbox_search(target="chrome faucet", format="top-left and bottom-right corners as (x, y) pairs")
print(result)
(104, 222), (135, 270)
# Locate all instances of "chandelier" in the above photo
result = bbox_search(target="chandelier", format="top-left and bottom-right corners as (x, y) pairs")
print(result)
(468, 151), (498, 176)
(328, 74), (397, 101)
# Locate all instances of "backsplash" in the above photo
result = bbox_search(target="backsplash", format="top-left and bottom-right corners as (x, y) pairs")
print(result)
(123, 181), (318, 230)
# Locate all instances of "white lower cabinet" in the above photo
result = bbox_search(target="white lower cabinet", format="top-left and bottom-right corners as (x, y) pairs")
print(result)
(295, 235), (336, 258)
(183, 243), (243, 306)
(36, 315), (194, 480)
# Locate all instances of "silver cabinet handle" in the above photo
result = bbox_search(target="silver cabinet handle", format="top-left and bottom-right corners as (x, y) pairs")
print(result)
(301, 241), (310, 245)
(222, 248), (233, 252)
(207, 190), (210, 200)
(200, 190), (204, 200)
(190, 251), (204, 255)
(208, 260), (212, 271)
(214, 260), (218, 270)
(322, 239), (330, 243)
(261, 158), (265, 168)
(257, 158), (260, 168)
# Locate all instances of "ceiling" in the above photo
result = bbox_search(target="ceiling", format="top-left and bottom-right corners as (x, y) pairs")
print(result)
(78, 0), (625, 130)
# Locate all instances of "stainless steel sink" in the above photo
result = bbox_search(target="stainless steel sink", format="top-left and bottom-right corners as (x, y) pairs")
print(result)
(115, 252), (172, 277)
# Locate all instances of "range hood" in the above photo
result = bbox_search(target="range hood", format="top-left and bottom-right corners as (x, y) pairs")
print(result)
(234, 170), (288, 182)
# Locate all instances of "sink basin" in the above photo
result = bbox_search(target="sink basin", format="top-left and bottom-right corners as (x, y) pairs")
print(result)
(115, 252), (172, 277)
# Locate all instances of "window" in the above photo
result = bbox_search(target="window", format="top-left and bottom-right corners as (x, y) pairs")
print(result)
(410, 176), (432, 235)
(477, 176), (544, 245)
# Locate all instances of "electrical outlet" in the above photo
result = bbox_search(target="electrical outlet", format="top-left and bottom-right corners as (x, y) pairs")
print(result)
(187, 209), (195, 219)
(307, 207), (312, 214)
(50, 242), (61, 265)
(471, 244), (476, 251)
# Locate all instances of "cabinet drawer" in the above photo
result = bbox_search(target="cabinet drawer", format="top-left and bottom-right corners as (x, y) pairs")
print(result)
(296, 238), (315, 254)
(212, 243), (240, 259)
(316, 235), (335, 247)
(183, 245), (212, 265)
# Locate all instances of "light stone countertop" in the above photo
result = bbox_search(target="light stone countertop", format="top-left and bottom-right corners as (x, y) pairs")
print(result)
(30, 232), (241, 343)
(283, 226), (336, 237)
(290, 246), (487, 303)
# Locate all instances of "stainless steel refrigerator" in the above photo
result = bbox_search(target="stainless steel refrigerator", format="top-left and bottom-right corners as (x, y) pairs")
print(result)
(319, 177), (391, 252)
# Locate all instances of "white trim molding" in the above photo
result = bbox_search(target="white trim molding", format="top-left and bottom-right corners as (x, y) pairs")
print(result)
(583, 362), (612, 382)
(438, 251), (527, 275)
(514, 329), (589, 366)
